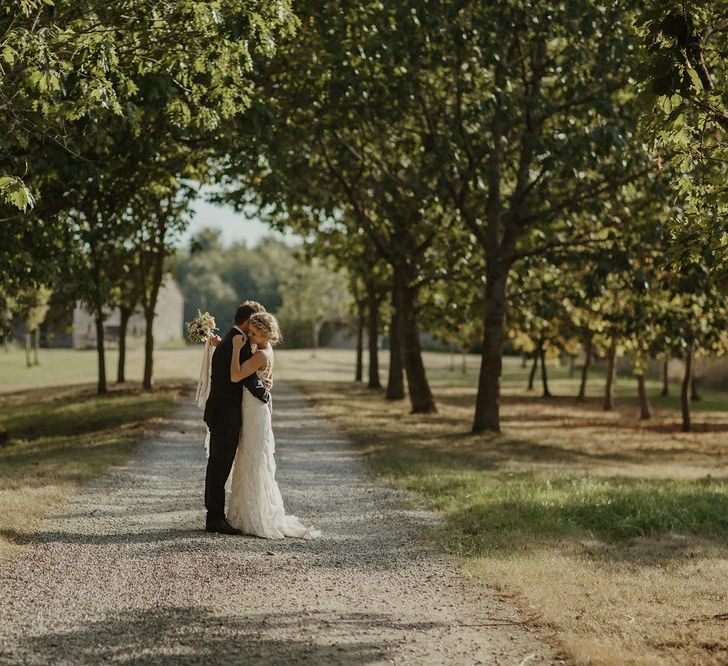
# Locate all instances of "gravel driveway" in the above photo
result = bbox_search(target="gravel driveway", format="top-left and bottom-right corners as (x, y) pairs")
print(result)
(0, 382), (559, 665)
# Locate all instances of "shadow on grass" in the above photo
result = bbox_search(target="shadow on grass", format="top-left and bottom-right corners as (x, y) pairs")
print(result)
(1, 384), (184, 442)
(440, 390), (728, 421)
(504, 417), (728, 435)
(0, 435), (141, 490)
(362, 435), (645, 481)
(435, 474), (728, 562)
(5, 607), (409, 664)
(639, 422), (728, 434)
(307, 381), (728, 471)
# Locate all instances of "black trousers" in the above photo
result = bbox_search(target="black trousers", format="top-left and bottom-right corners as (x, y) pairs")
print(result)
(204, 424), (240, 522)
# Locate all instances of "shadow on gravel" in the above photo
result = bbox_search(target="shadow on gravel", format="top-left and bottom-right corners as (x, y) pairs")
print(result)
(0, 528), (213, 547)
(11, 607), (420, 664)
(0, 526), (424, 574)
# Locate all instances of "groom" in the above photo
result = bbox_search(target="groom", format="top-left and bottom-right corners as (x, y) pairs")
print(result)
(203, 300), (271, 534)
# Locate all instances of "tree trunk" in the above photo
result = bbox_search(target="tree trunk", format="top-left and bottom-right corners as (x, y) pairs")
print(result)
(540, 343), (551, 398)
(520, 352), (527, 369)
(141, 265), (163, 392)
(396, 271), (436, 413)
(461, 350), (467, 374)
(366, 285), (381, 389)
(354, 299), (365, 382)
(25, 331), (32, 367)
(577, 334), (592, 401)
(603, 337), (617, 411)
(95, 312), (107, 394)
(117, 305), (131, 383)
(472, 269), (507, 433)
(310, 320), (321, 357)
(33, 328), (40, 365)
(527, 351), (538, 391)
(637, 374), (652, 420)
(139, 209), (169, 392)
(142, 308), (154, 391)
(385, 281), (405, 400)
(681, 346), (693, 432)
(661, 358), (669, 396)
(140, 260), (162, 392)
(691, 374), (701, 401)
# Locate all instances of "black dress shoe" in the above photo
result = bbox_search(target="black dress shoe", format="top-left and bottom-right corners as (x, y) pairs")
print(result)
(205, 518), (242, 535)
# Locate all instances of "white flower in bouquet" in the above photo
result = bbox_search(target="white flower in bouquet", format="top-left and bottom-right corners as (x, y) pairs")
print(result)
(186, 310), (218, 344)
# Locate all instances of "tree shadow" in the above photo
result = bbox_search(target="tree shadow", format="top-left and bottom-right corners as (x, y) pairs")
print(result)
(0, 527), (212, 548)
(442, 479), (728, 564)
(0, 517), (437, 575)
(435, 389), (728, 430)
(6, 607), (423, 665)
(0, 382), (188, 442)
(640, 422), (728, 434)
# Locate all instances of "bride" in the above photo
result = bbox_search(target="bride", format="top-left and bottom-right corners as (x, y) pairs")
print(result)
(224, 312), (320, 540)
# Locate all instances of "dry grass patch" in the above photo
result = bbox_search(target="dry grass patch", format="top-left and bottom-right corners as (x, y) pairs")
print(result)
(290, 353), (728, 666)
(0, 383), (182, 560)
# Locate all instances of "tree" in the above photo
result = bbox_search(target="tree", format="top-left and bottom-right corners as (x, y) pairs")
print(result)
(507, 261), (581, 398)
(2, 0), (298, 295)
(658, 266), (728, 432)
(134, 184), (196, 390)
(278, 258), (352, 354)
(175, 231), (298, 331)
(396, 1), (649, 431)
(297, 223), (389, 387)
(114, 263), (143, 384)
(15, 286), (52, 367)
(222, 0), (455, 413)
(636, 2), (728, 289)
(350, 275), (366, 383)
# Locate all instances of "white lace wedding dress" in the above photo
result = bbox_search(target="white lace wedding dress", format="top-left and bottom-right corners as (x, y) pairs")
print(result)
(227, 349), (320, 540)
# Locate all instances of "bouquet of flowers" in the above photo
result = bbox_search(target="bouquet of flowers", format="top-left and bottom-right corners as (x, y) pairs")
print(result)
(186, 310), (218, 344)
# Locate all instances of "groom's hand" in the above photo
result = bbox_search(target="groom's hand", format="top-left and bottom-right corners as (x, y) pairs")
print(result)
(262, 377), (273, 390)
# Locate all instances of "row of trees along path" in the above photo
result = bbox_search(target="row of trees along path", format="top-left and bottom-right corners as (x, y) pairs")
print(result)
(218, 1), (728, 433)
(3, 2), (728, 433)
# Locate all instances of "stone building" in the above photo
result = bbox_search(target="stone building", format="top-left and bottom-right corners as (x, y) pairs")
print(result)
(72, 277), (184, 349)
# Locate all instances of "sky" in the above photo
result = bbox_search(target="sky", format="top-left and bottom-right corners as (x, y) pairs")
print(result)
(180, 196), (300, 248)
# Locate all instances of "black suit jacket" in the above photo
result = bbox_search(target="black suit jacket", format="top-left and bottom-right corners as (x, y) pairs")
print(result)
(203, 327), (270, 429)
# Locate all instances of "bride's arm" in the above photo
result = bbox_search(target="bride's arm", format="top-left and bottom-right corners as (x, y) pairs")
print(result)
(231, 351), (266, 382)
(230, 344), (266, 382)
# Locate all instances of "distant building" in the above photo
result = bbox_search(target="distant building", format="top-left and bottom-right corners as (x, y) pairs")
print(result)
(72, 277), (184, 349)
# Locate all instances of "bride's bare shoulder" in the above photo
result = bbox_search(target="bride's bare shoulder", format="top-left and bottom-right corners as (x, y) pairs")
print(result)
(252, 347), (270, 365)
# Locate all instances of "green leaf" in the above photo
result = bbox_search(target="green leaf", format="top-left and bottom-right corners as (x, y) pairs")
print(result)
(0, 176), (36, 211)
(2, 45), (16, 65)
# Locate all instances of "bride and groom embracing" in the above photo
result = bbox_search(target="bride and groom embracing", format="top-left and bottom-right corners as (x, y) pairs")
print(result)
(199, 300), (320, 540)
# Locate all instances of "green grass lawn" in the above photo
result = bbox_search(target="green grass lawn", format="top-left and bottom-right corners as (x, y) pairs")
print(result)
(0, 345), (203, 393)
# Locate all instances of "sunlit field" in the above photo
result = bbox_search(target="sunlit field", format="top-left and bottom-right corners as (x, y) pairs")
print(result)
(0, 345), (202, 393)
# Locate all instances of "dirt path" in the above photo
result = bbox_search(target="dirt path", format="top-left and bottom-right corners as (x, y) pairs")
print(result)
(0, 382), (559, 665)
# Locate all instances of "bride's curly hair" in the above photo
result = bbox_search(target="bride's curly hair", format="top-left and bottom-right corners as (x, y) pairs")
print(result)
(248, 312), (282, 345)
